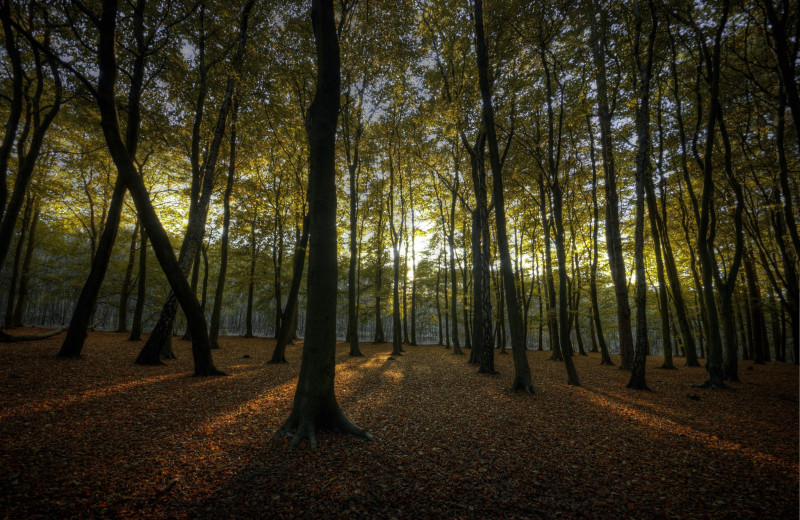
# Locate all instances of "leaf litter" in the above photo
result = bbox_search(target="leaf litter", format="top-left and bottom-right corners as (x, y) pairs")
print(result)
(0, 329), (797, 519)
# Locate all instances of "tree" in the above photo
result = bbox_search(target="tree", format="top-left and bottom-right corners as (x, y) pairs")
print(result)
(589, 0), (635, 371)
(272, 0), (372, 450)
(473, 0), (535, 393)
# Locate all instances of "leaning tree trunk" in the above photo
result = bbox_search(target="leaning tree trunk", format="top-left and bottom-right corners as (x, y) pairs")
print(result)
(272, 0), (372, 449)
(209, 101), (238, 349)
(270, 214), (309, 364)
(136, 0), (251, 363)
(60, 0), (132, 356)
(473, 0), (533, 392)
(96, 0), (222, 376)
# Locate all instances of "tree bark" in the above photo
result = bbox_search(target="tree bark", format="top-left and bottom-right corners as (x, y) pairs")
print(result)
(117, 219), (139, 333)
(270, 214), (309, 364)
(209, 99), (238, 349)
(590, 2), (634, 370)
(473, 0), (535, 392)
(3, 195), (32, 329)
(585, 117), (613, 365)
(11, 205), (38, 328)
(272, 0), (371, 449)
(128, 226), (147, 341)
(627, 0), (657, 390)
(96, 0), (223, 376)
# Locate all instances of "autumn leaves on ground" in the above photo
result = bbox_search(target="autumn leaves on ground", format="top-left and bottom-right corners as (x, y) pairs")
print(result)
(0, 331), (797, 519)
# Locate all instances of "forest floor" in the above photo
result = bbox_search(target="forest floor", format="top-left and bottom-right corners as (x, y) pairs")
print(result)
(0, 329), (797, 519)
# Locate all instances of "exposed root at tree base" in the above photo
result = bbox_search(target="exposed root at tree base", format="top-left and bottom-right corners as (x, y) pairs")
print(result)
(271, 410), (374, 451)
(509, 382), (536, 394)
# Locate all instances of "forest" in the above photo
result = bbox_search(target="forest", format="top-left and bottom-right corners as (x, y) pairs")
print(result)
(0, 0), (798, 517)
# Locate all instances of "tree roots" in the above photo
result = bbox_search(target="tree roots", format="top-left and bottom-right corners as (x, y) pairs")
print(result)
(272, 410), (374, 451)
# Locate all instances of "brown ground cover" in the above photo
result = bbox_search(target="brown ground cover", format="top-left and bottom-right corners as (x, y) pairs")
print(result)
(0, 329), (797, 519)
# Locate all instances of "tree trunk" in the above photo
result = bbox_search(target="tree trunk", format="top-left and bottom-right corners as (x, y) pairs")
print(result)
(11, 205), (39, 328)
(691, 2), (730, 389)
(473, 0), (534, 392)
(270, 214), (310, 364)
(128, 226), (147, 341)
(136, 0), (251, 362)
(117, 219), (139, 333)
(96, 0), (223, 376)
(244, 223), (256, 338)
(374, 198), (385, 344)
(627, 0), (657, 390)
(585, 117), (613, 365)
(4, 196), (32, 329)
(272, 0), (371, 449)
(209, 100), (238, 349)
(0, 17), (62, 274)
(590, 3), (634, 370)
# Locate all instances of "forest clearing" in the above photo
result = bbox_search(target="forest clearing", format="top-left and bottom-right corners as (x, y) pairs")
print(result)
(0, 330), (797, 519)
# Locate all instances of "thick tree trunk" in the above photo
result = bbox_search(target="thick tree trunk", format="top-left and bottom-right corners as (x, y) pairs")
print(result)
(272, 0), (371, 449)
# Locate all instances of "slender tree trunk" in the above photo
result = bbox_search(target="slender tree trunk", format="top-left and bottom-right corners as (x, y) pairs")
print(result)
(270, 214), (310, 363)
(136, 0), (251, 364)
(0, 0), (24, 222)
(374, 200), (385, 344)
(410, 191), (418, 346)
(209, 100), (238, 349)
(691, 3), (730, 389)
(11, 205), (39, 328)
(590, 3), (634, 370)
(4, 196), (32, 329)
(116, 219), (139, 333)
(627, 0), (658, 390)
(244, 223), (256, 338)
(473, 0), (535, 391)
(586, 117), (612, 364)
(128, 226), (147, 341)
(0, 24), (62, 274)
